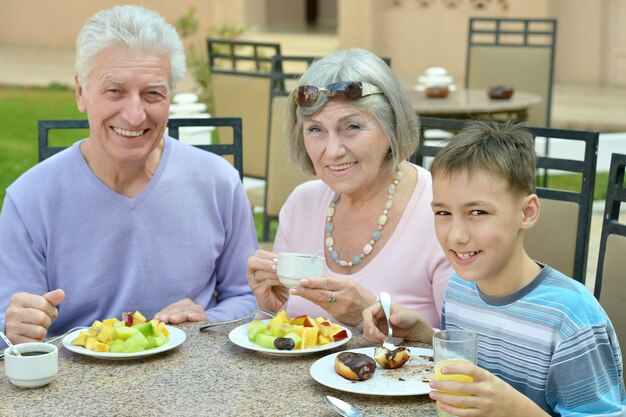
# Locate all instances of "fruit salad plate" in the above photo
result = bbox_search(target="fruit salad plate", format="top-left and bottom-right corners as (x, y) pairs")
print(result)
(62, 326), (186, 360)
(310, 347), (434, 396)
(229, 320), (352, 356)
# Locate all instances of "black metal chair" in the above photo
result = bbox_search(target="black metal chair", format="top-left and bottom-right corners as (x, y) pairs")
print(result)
(38, 117), (243, 179)
(411, 117), (598, 285)
(594, 153), (626, 357)
(465, 17), (557, 128)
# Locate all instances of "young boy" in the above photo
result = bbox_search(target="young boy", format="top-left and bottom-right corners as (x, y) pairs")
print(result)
(363, 121), (625, 416)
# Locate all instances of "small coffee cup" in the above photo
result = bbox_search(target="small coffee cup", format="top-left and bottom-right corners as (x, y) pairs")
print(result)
(276, 252), (325, 288)
(4, 342), (59, 388)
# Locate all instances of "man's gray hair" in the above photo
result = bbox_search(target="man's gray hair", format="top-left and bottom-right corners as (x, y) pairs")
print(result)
(75, 5), (185, 91)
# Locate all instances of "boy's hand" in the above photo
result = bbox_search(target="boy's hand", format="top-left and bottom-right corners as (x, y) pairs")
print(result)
(429, 362), (549, 417)
(362, 301), (434, 344)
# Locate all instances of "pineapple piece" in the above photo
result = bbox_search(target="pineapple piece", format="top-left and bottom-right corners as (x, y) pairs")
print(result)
(317, 334), (332, 346)
(96, 324), (115, 343)
(85, 337), (99, 351)
(92, 341), (110, 352)
(103, 317), (119, 327)
(91, 320), (103, 330)
(71, 331), (88, 347)
(157, 322), (169, 337)
(132, 311), (147, 324)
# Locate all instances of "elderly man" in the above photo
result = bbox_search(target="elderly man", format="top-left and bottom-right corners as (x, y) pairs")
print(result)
(0, 5), (257, 344)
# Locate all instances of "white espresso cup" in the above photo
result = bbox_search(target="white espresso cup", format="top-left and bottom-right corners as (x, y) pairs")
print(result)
(276, 252), (325, 288)
(4, 342), (59, 388)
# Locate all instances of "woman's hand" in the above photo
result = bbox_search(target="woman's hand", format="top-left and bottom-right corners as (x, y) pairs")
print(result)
(288, 277), (377, 327)
(362, 301), (434, 344)
(246, 249), (288, 312)
(429, 362), (549, 417)
(4, 289), (65, 343)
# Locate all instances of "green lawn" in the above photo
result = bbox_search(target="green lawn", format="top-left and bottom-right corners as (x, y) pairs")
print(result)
(0, 85), (83, 204)
(0, 85), (609, 242)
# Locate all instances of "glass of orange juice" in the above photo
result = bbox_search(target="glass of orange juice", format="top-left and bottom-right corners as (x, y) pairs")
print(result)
(432, 329), (478, 416)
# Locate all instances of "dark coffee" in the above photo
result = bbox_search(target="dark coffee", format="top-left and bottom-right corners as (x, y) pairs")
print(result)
(20, 351), (50, 356)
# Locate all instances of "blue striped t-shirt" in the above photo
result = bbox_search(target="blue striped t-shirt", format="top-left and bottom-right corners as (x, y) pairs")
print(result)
(442, 266), (626, 416)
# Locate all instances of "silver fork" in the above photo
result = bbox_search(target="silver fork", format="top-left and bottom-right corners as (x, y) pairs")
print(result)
(379, 292), (397, 350)
(46, 326), (98, 344)
(199, 309), (276, 331)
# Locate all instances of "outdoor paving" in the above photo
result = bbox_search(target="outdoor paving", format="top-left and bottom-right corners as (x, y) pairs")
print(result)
(1, 35), (624, 293)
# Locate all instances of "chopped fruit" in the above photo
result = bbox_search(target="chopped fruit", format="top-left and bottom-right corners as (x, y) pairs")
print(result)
(71, 311), (169, 354)
(96, 325), (115, 343)
(301, 326), (319, 349)
(110, 339), (124, 353)
(103, 317), (119, 327)
(133, 323), (154, 337)
(122, 312), (133, 327)
(85, 337), (99, 351)
(317, 335), (332, 346)
(315, 317), (331, 326)
(255, 333), (277, 349)
(71, 331), (88, 347)
(245, 309), (349, 350)
(331, 328), (349, 342)
(132, 311), (147, 324)
(124, 332), (149, 353)
(290, 315), (317, 327)
(291, 325), (304, 337)
(283, 331), (302, 349)
(92, 341), (110, 352)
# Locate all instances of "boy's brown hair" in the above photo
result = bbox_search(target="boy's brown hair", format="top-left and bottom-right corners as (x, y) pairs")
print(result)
(430, 121), (537, 197)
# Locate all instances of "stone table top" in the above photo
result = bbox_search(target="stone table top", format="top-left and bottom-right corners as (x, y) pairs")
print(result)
(1, 322), (436, 417)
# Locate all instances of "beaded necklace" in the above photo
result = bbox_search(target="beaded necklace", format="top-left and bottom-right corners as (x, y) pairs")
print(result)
(325, 169), (403, 267)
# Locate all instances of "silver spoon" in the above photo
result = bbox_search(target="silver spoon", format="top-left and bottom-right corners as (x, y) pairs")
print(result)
(379, 291), (397, 350)
(0, 330), (21, 357)
(325, 396), (386, 417)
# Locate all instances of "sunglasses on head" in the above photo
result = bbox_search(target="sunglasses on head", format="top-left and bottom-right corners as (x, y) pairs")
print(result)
(294, 81), (383, 107)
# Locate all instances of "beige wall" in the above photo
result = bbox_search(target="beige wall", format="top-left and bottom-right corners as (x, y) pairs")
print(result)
(0, 0), (622, 85)
(339, 0), (550, 80)
(0, 0), (221, 47)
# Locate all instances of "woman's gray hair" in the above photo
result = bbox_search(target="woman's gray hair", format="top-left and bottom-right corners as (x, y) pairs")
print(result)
(285, 48), (420, 176)
(75, 5), (185, 91)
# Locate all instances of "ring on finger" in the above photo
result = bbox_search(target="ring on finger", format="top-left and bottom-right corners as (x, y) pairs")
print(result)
(328, 290), (337, 303)
(251, 271), (259, 284)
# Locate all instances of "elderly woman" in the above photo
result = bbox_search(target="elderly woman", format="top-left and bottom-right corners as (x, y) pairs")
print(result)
(247, 48), (452, 327)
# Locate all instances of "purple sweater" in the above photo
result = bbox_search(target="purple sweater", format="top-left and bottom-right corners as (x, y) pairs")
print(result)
(0, 136), (257, 341)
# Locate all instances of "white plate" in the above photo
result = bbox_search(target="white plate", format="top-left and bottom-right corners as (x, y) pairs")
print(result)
(228, 320), (352, 356)
(62, 326), (186, 360)
(310, 347), (434, 396)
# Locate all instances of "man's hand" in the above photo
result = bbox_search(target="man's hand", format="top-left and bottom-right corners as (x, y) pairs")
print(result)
(5, 289), (65, 343)
(154, 298), (208, 324)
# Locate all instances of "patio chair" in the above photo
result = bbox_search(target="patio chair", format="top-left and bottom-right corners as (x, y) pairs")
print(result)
(261, 55), (317, 242)
(594, 153), (626, 358)
(38, 117), (244, 179)
(465, 17), (557, 128)
(207, 38), (282, 207)
(411, 117), (598, 284)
